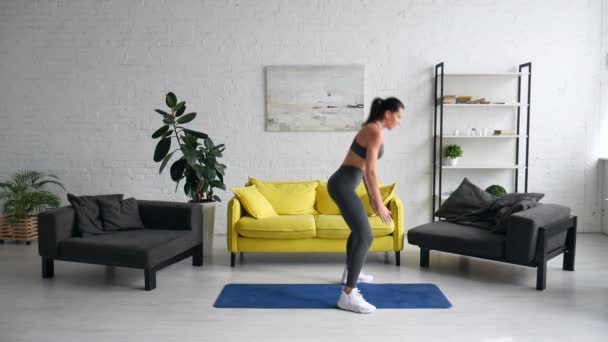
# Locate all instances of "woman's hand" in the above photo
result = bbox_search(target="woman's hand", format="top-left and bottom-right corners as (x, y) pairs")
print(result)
(372, 200), (392, 225)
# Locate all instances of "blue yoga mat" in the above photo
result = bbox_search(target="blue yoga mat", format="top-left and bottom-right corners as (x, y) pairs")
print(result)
(214, 283), (451, 309)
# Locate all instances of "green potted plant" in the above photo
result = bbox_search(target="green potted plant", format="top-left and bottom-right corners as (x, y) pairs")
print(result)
(444, 144), (463, 166)
(151, 92), (227, 256)
(0, 170), (65, 245)
(486, 184), (507, 197)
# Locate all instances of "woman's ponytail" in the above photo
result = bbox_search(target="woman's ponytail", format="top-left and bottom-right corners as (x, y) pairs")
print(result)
(363, 97), (403, 125)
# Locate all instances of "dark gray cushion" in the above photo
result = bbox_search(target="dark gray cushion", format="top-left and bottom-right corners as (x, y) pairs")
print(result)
(407, 221), (506, 259)
(98, 197), (145, 231)
(67, 194), (124, 237)
(489, 193), (545, 233)
(58, 229), (198, 268)
(434, 177), (497, 222)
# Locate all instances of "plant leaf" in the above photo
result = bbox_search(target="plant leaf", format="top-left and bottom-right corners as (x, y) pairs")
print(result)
(155, 109), (171, 118)
(181, 144), (198, 166)
(166, 92), (177, 109)
(153, 138), (171, 162)
(170, 158), (187, 182)
(152, 125), (170, 139)
(162, 130), (174, 139)
(175, 102), (186, 117)
(204, 137), (215, 149)
(183, 128), (207, 139)
(210, 180), (226, 190)
(163, 117), (174, 125)
(181, 135), (199, 147)
(159, 151), (175, 174)
(177, 112), (196, 124)
(184, 182), (191, 198)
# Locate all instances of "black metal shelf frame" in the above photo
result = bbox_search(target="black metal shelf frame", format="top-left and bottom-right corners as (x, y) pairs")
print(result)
(432, 62), (532, 220)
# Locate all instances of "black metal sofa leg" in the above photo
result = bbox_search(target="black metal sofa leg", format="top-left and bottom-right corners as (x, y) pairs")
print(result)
(537, 261), (547, 291)
(563, 223), (577, 271)
(42, 257), (54, 278)
(230, 253), (236, 267)
(192, 244), (203, 267)
(145, 268), (156, 291)
(420, 248), (430, 267)
(395, 251), (401, 266)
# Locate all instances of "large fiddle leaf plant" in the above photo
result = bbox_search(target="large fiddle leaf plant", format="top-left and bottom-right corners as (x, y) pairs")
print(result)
(152, 92), (227, 203)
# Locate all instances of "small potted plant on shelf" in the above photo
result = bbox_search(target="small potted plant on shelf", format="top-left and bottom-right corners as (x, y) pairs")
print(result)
(444, 144), (463, 166)
(151, 92), (227, 256)
(486, 184), (507, 197)
(0, 170), (65, 245)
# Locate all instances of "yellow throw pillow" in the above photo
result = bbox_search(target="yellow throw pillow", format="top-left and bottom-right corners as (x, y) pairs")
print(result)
(316, 182), (341, 215)
(231, 185), (278, 219)
(249, 177), (319, 215)
(359, 183), (396, 216)
(355, 180), (385, 197)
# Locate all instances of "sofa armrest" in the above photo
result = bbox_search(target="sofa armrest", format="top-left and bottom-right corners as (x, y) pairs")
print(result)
(137, 200), (202, 238)
(505, 203), (571, 265)
(389, 196), (405, 251)
(227, 197), (242, 252)
(38, 206), (76, 258)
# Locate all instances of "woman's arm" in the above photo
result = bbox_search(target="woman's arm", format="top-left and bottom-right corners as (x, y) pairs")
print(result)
(364, 130), (392, 224)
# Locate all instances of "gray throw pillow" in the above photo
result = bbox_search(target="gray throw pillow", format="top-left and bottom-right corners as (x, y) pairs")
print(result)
(434, 177), (497, 220)
(98, 197), (145, 231)
(67, 193), (124, 237)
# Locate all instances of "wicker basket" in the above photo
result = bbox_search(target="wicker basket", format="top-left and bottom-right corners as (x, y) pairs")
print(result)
(0, 216), (38, 245)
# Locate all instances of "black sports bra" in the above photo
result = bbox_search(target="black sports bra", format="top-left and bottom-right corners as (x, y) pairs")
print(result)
(350, 138), (384, 160)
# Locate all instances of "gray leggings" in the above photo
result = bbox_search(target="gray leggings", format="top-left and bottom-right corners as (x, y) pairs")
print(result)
(327, 165), (373, 288)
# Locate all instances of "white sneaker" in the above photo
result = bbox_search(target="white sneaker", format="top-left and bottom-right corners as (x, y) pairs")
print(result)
(337, 288), (376, 314)
(341, 267), (374, 285)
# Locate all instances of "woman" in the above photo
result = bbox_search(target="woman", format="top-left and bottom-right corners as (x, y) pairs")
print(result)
(327, 97), (404, 314)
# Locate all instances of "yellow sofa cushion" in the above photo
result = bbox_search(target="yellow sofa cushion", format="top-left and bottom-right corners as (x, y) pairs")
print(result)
(249, 177), (318, 215)
(317, 181), (393, 216)
(237, 215), (316, 239)
(231, 185), (278, 219)
(315, 215), (394, 238)
(360, 183), (397, 216)
(315, 182), (340, 215)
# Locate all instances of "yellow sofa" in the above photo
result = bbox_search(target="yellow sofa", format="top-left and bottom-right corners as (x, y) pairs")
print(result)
(227, 178), (405, 266)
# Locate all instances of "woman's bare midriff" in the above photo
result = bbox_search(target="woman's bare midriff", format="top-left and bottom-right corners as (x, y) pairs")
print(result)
(341, 150), (366, 172)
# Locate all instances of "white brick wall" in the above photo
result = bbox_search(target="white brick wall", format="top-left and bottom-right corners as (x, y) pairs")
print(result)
(0, 0), (603, 233)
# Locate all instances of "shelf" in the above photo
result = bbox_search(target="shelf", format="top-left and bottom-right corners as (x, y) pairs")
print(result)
(443, 72), (529, 77)
(442, 103), (527, 107)
(442, 165), (526, 169)
(440, 135), (524, 138)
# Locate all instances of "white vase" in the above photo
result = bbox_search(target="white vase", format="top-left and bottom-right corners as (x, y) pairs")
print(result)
(197, 202), (216, 257)
(445, 157), (459, 166)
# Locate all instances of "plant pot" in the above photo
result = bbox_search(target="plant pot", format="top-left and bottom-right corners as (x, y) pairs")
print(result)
(0, 215), (38, 244)
(444, 157), (459, 166)
(196, 202), (216, 257)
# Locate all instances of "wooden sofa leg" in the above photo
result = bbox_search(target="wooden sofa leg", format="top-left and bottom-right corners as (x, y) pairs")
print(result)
(145, 268), (156, 291)
(230, 253), (236, 267)
(420, 248), (430, 267)
(563, 222), (577, 271)
(42, 257), (54, 278)
(192, 244), (203, 267)
(395, 251), (401, 266)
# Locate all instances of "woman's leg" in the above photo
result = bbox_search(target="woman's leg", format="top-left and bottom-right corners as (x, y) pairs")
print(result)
(330, 183), (373, 288)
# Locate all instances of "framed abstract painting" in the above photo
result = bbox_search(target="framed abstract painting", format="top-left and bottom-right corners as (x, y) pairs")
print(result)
(265, 65), (364, 131)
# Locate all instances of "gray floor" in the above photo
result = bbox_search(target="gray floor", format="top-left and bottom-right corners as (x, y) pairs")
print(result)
(0, 234), (607, 342)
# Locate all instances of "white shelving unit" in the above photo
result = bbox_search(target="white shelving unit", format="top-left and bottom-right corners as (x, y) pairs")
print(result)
(432, 62), (532, 218)
(443, 103), (527, 107)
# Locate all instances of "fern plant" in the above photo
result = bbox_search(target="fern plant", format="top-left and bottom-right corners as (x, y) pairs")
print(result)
(0, 170), (65, 225)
